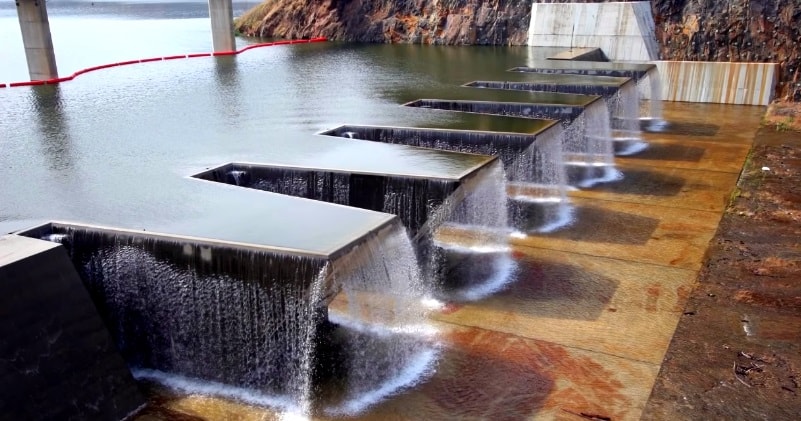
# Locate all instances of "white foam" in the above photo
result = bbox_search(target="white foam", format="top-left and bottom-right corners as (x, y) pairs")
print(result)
(576, 167), (624, 189)
(328, 312), (440, 339)
(324, 348), (439, 417)
(510, 195), (565, 204)
(433, 239), (511, 254)
(420, 296), (446, 311)
(563, 161), (615, 167)
(450, 252), (517, 302)
(131, 369), (300, 414)
(535, 203), (576, 233)
(641, 117), (668, 132)
(615, 141), (649, 156)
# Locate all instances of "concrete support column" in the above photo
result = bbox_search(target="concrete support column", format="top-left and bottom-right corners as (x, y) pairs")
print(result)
(208, 0), (235, 52)
(16, 0), (58, 80)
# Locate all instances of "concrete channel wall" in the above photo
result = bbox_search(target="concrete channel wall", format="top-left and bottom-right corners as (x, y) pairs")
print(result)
(528, 1), (659, 62)
(0, 235), (144, 420)
(654, 61), (778, 106)
(528, 1), (778, 105)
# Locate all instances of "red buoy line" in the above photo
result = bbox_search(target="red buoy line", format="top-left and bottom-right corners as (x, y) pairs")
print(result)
(0, 37), (327, 89)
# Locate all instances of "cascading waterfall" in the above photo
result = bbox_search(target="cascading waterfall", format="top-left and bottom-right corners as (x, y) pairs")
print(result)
(325, 221), (438, 415)
(609, 82), (649, 156)
(426, 161), (517, 301)
(443, 160), (509, 237)
(240, 168), (453, 237)
(320, 125), (557, 186)
(508, 124), (574, 235)
(562, 100), (621, 188)
(41, 228), (332, 414)
(638, 68), (666, 130)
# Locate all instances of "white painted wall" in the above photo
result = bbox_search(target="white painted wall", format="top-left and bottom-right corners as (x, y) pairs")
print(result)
(528, 1), (659, 62)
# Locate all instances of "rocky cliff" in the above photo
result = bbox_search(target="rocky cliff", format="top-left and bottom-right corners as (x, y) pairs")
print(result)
(236, 0), (800, 100)
(652, 0), (799, 100)
(235, 0), (533, 45)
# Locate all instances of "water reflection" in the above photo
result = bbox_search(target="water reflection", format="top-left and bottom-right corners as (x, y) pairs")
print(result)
(213, 56), (241, 121)
(30, 85), (74, 173)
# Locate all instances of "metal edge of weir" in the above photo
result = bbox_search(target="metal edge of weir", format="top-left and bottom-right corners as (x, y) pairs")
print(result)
(323, 213), (400, 262)
(401, 97), (600, 109)
(190, 160), (496, 183)
(461, 78), (630, 89)
(506, 62), (657, 72)
(13, 220), (334, 260)
(317, 121), (560, 138)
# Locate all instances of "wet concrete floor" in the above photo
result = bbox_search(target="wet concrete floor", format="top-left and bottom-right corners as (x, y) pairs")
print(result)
(137, 101), (774, 420)
(642, 124), (801, 419)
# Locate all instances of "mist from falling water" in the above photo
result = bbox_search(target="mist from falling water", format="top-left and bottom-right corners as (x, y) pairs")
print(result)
(508, 124), (575, 234)
(435, 160), (509, 246)
(638, 67), (667, 130)
(38, 228), (334, 415)
(562, 100), (622, 188)
(609, 82), (649, 156)
(40, 225), (439, 417)
(326, 221), (438, 416)
(422, 160), (520, 301)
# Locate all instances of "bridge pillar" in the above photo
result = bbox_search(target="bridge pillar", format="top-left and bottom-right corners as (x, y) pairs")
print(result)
(208, 0), (235, 52)
(16, 0), (58, 80)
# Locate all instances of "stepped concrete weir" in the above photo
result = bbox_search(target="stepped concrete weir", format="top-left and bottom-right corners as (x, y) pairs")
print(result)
(191, 155), (510, 301)
(402, 94), (619, 189)
(510, 62), (665, 129)
(464, 75), (647, 155)
(13, 218), (440, 414)
(318, 123), (571, 234)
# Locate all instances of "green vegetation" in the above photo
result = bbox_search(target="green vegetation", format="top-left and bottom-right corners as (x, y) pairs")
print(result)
(775, 116), (795, 132)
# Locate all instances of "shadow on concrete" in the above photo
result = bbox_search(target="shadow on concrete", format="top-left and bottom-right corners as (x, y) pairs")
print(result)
(541, 205), (659, 245)
(624, 142), (706, 162)
(591, 169), (686, 196)
(646, 121), (720, 136)
(476, 253), (619, 321)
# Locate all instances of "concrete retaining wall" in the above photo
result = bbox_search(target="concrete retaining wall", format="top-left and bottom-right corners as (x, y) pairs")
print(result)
(0, 235), (144, 420)
(528, 1), (659, 61)
(655, 61), (778, 106)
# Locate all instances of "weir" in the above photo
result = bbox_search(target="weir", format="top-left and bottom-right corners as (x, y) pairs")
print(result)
(15, 220), (435, 414)
(191, 158), (511, 300)
(510, 63), (665, 126)
(464, 76), (647, 155)
(404, 98), (586, 121)
(319, 123), (571, 234)
(402, 95), (618, 188)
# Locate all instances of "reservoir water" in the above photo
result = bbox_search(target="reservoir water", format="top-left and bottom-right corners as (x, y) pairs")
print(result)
(0, 0), (572, 241)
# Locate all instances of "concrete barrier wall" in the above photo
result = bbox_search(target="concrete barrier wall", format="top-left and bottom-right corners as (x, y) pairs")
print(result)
(655, 61), (778, 106)
(528, 1), (659, 61)
(0, 235), (144, 420)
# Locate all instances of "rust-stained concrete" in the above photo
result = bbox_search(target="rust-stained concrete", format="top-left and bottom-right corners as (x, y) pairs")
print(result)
(135, 101), (776, 420)
(642, 127), (801, 420)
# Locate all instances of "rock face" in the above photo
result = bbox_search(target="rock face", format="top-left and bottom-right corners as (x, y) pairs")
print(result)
(236, 0), (800, 101)
(235, 0), (533, 45)
(652, 0), (800, 101)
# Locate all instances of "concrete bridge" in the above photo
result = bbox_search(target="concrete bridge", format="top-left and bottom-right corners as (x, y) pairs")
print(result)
(14, 0), (236, 81)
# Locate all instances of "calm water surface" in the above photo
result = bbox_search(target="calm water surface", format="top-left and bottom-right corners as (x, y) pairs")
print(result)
(0, 0), (566, 250)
